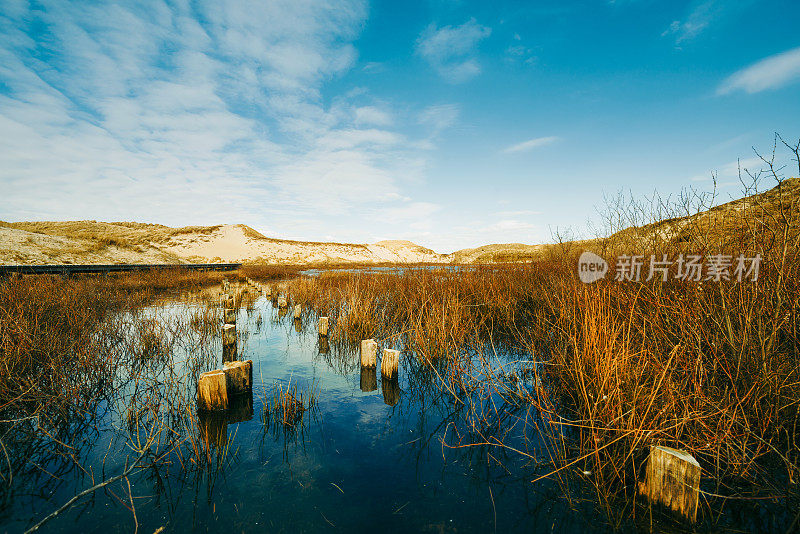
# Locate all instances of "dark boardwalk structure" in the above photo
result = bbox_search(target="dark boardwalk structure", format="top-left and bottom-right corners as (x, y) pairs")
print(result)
(0, 263), (242, 276)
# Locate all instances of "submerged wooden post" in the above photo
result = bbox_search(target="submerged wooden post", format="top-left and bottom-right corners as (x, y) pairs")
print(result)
(277, 296), (288, 308)
(223, 360), (252, 395)
(360, 367), (377, 392)
(381, 348), (400, 379)
(639, 445), (701, 522)
(224, 308), (236, 325)
(198, 370), (228, 411)
(293, 304), (302, 319)
(318, 316), (329, 337)
(360, 339), (377, 368)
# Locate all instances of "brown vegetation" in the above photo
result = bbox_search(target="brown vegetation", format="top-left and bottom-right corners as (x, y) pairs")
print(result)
(275, 147), (800, 524)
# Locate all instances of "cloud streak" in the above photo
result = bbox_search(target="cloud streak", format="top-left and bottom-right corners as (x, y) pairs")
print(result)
(415, 19), (491, 83)
(502, 136), (560, 154)
(717, 46), (800, 95)
(0, 0), (453, 244)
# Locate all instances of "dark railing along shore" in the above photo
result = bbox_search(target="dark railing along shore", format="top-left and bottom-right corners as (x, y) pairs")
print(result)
(0, 263), (242, 276)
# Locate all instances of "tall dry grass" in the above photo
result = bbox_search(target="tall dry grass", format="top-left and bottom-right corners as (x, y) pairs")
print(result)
(278, 159), (799, 523)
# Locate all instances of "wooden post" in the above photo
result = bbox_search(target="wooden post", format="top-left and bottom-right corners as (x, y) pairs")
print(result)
(381, 348), (399, 379)
(225, 296), (235, 309)
(223, 360), (252, 395)
(318, 336), (330, 354)
(223, 342), (237, 363)
(293, 304), (302, 319)
(639, 445), (701, 522)
(223, 324), (236, 345)
(277, 296), (287, 308)
(360, 367), (377, 392)
(224, 308), (236, 325)
(318, 316), (329, 337)
(381, 377), (400, 406)
(198, 370), (228, 411)
(360, 339), (377, 368)
(294, 318), (302, 332)
(265, 285), (272, 298)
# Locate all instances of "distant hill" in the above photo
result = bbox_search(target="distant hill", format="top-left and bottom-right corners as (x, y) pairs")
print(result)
(2, 178), (796, 265)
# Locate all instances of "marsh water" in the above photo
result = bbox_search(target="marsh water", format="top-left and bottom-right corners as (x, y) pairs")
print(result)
(2, 287), (612, 533)
(2, 285), (794, 533)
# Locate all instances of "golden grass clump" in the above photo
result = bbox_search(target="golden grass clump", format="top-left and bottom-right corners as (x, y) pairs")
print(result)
(264, 379), (318, 428)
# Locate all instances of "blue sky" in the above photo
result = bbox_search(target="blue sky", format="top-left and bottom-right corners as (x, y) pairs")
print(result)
(1, 0), (799, 252)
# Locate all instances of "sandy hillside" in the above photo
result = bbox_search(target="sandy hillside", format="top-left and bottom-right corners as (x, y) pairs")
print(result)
(0, 226), (182, 265)
(0, 221), (447, 265)
(161, 225), (448, 264)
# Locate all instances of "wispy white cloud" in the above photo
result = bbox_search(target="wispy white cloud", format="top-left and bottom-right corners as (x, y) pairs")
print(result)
(717, 46), (800, 95)
(0, 0), (439, 241)
(354, 106), (393, 126)
(502, 136), (560, 154)
(662, 0), (751, 45)
(415, 19), (491, 83)
(418, 104), (460, 134)
(689, 157), (762, 183)
(505, 34), (537, 65)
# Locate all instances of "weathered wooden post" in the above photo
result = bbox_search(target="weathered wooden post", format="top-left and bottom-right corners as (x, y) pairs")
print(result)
(293, 304), (302, 319)
(360, 367), (377, 392)
(223, 342), (237, 363)
(294, 318), (302, 332)
(198, 370), (228, 411)
(225, 296), (235, 309)
(381, 348), (399, 379)
(318, 336), (330, 354)
(277, 295), (287, 308)
(224, 308), (236, 325)
(223, 360), (252, 395)
(265, 285), (272, 298)
(223, 324), (237, 345)
(381, 377), (400, 406)
(360, 339), (377, 368)
(318, 316), (329, 337)
(639, 445), (701, 522)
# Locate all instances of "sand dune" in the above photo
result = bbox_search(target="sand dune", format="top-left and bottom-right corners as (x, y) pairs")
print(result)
(0, 222), (447, 265)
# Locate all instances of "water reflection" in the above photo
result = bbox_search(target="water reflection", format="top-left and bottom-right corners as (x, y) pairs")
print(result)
(381, 377), (400, 406)
(359, 367), (377, 392)
(8, 287), (756, 534)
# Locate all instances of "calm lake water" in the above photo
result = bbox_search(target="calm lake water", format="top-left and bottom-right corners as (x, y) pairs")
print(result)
(2, 290), (606, 534)
(3, 289), (788, 533)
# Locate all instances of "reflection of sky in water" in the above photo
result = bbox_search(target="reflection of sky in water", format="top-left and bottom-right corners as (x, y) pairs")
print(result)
(4, 292), (601, 533)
